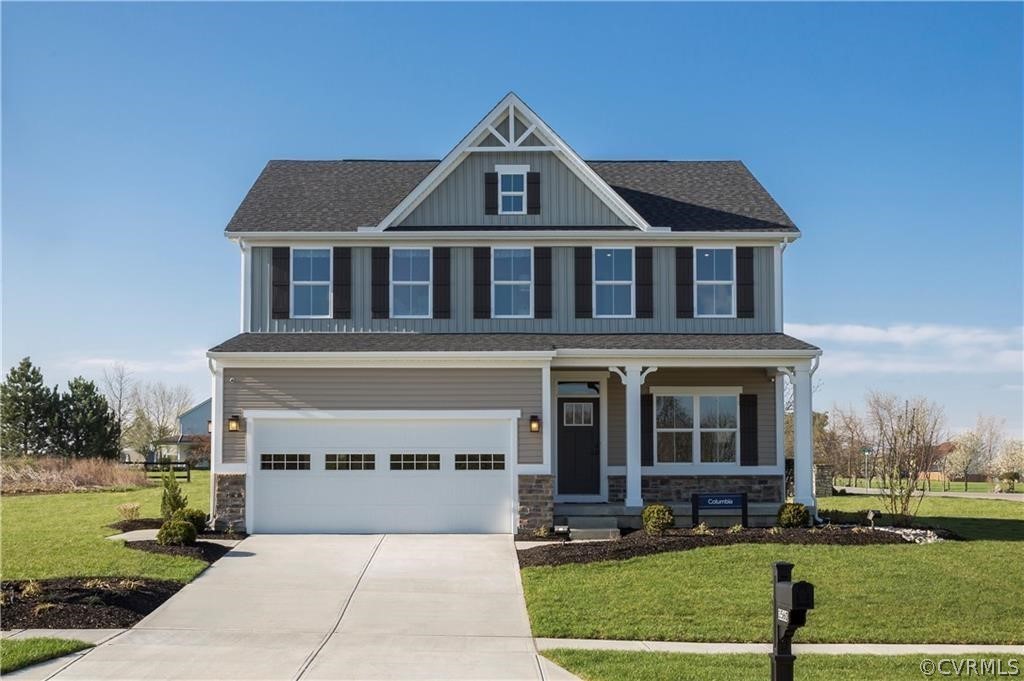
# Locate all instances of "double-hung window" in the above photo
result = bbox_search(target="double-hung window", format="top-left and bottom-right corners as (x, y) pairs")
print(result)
(593, 247), (634, 317)
(654, 390), (740, 464)
(492, 248), (532, 317)
(292, 248), (331, 318)
(695, 248), (735, 317)
(391, 248), (431, 318)
(497, 167), (527, 215)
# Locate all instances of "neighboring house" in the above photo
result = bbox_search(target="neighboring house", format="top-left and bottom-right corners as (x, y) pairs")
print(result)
(206, 93), (821, 534)
(153, 398), (212, 466)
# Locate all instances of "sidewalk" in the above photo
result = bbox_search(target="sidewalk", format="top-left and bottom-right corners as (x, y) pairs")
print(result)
(534, 638), (1024, 655)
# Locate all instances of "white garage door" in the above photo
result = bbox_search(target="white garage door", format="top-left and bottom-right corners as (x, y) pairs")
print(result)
(249, 414), (515, 534)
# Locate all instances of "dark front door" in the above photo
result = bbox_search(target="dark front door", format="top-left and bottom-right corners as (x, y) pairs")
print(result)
(557, 397), (600, 495)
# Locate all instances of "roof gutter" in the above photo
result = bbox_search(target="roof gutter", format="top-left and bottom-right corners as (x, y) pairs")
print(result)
(225, 230), (801, 245)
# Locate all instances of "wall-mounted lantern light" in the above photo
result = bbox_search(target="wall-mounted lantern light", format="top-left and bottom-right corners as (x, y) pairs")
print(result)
(227, 415), (241, 432)
(207, 420), (213, 434)
(529, 415), (541, 433)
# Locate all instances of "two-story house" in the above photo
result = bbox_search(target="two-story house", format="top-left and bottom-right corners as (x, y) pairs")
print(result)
(206, 93), (821, 534)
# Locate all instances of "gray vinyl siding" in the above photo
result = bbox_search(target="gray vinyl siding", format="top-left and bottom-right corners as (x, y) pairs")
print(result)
(606, 368), (777, 467)
(251, 246), (775, 333)
(221, 368), (542, 465)
(398, 151), (626, 227)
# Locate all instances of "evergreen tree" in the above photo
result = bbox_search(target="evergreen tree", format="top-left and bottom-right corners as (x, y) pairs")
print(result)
(53, 377), (121, 459)
(0, 357), (57, 456)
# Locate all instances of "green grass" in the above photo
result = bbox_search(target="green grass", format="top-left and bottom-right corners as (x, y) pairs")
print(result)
(522, 495), (1023, 644)
(0, 638), (93, 674)
(1, 471), (211, 582)
(834, 478), (1020, 494)
(543, 650), (1023, 681)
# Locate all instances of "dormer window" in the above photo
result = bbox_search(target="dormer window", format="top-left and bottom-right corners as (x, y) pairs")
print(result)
(496, 165), (528, 215)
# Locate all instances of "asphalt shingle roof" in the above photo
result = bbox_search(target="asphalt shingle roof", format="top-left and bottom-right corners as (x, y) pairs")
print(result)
(225, 160), (797, 233)
(209, 333), (818, 354)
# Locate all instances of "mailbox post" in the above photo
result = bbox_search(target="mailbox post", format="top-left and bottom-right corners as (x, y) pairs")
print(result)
(772, 561), (814, 681)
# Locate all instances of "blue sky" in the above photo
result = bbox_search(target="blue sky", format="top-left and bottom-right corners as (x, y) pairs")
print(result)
(3, 2), (1021, 436)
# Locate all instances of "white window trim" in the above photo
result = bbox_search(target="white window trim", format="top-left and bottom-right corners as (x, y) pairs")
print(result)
(491, 245), (534, 318)
(650, 386), (742, 468)
(592, 246), (635, 318)
(389, 246), (433, 319)
(694, 245), (737, 319)
(289, 246), (333, 320)
(496, 164), (529, 216)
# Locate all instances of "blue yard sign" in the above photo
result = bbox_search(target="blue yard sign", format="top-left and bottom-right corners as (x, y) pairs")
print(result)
(691, 492), (749, 527)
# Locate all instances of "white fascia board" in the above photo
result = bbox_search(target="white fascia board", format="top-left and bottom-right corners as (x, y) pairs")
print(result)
(243, 409), (522, 421)
(553, 350), (821, 369)
(206, 350), (555, 369)
(226, 230), (799, 247)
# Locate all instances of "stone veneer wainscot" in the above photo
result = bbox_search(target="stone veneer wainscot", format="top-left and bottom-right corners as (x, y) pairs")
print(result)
(213, 474), (246, 532)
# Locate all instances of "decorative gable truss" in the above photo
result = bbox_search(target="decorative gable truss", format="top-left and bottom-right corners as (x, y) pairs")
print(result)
(370, 93), (652, 231)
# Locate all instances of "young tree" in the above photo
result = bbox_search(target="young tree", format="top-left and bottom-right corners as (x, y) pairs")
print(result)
(53, 377), (122, 459)
(865, 392), (944, 519)
(992, 438), (1023, 492)
(0, 357), (57, 456)
(945, 431), (983, 491)
(101, 364), (134, 451)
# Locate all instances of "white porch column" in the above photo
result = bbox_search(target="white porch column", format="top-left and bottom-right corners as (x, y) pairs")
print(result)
(611, 364), (657, 509)
(792, 363), (814, 508)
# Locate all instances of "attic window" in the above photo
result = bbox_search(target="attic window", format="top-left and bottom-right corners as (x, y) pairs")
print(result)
(496, 165), (528, 215)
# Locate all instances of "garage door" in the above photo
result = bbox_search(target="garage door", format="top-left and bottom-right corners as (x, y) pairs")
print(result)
(249, 414), (515, 533)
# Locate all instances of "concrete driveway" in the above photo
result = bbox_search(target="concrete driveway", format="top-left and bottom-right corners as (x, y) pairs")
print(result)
(51, 535), (575, 680)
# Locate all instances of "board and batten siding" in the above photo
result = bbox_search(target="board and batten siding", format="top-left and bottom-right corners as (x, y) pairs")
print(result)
(398, 151), (626, 227)
(221, 368), (542, 465)
(606, 368), (777, 467)
(250, 246), (775, 333)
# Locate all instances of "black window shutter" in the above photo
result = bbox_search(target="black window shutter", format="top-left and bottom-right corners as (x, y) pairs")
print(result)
(676, 247), (694, 319)
(527, 172), (541, 215)
(739, 393), (758, 466)
(736, 247), (755, 318)
(332, 247), (351, 319)
(473, 247), (491, 318)
(484, 173), (498, 215)
(433, 247), (451, 319)
(636, 247), (654, 319)
(641, 393), (654, 467)
(371, 247), (389, 319)
(534, 247), (552, 319)
(271, 247), (290, 320)
(574, 247), (592, 319)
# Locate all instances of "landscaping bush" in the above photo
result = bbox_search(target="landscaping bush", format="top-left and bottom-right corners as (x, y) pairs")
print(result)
(0, 458), (147, 495)
(777, 502), (810, 528)
(172, 508), (207, 535)
(156, 519), (196, 546)
(160, 474), (188, 520)
(116, 503), (141, 521)
(641, 503), (674, 535)
(819, 508), (867, 525)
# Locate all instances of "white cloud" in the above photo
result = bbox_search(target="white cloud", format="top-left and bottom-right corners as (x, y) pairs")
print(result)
(61, 348), (207, 376)
(791, 323), (1023, 376)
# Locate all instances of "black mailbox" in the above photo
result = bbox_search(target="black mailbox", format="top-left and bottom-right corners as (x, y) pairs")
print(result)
(775, 580), (814, 612)
(771, 562), (815, 681)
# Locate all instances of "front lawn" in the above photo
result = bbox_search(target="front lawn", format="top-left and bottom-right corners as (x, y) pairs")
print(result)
(1, 471), (211, 582)
(521, 496), (1023, 644)
(543, 650), (1023, 681)
(0, 638), (92, 674)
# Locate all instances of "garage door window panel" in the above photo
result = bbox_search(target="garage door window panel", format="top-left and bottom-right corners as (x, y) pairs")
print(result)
(261, 454), (310, 470)
(455, 454), (506, 470)
(326, 454), (375, 471)
(390, 453), (441, 470)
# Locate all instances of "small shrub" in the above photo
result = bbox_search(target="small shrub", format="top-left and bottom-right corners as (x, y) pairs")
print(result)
(777, 502), (810, 528)
(819, 509), (867, 525)
(173, 508), (208, 535)
(641, 503), (675, 536)
(83, 579), (112, 590)
(33, 602), (57, 616)
(532, 525), (551, 538)
(225, 521), (238, 540)
(118, 579), (143, 591)
(691, 522), (714, 536)
(727, 524), (744, 534)
(116, 502), (141, 521)
(160, 474), (188, 520)
(156, 519), (197, 546)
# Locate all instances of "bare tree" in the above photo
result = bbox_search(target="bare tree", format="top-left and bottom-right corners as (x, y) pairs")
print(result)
(123, 382), (193, 456)
(829, 405), (870, 486)
(101, 364), (134, 451)
(975, 415), (1005, 481)
(865, 392), (945, 519)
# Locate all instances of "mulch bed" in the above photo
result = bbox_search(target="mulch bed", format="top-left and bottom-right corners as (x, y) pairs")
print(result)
(517, 527), (909, 568)
(107, 518), (164, 532)
(124, 540), (233, 564)
(1, 578), (182, 629)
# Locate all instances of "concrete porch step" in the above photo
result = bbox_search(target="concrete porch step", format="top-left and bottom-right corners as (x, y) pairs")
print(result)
(565, 516), (620, 529)
(569, 527), (621, 541)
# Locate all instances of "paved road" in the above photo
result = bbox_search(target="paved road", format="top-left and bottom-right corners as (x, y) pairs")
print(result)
(49, 535), (577, 680)
(836, 486), (1024, 502)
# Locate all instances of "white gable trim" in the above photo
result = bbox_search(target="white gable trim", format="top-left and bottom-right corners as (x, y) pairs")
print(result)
(371, 93), (652, 232)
